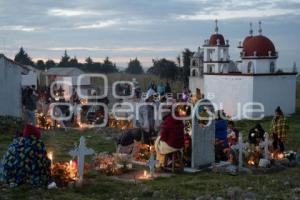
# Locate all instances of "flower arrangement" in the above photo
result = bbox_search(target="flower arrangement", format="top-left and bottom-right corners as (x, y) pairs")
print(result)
(93, 153), (120, 176)
(51, 161), (77, 187)
(114, 153), (133, 169)
(134, 144), (152, 162)
(108, 117), (133, 130)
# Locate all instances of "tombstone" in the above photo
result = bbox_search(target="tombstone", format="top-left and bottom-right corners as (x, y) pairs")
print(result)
(69, 136), (95, 184)
(191, 99), (215, 169)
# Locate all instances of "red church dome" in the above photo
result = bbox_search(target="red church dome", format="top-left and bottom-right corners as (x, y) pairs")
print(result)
(243, 35), (276, 57)
(242, 36), (253, 47)
(209, 34), (225, 46)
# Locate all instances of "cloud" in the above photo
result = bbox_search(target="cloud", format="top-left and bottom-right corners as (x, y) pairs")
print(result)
(74, 18), (153, 30)
(47, 8), (120, 18)
(177, 8), (299, 21)
(48, 8), (98, 17)
(0, 25), (39, 32)
(46, 46), (178, 53)
(75, 19), (120, 29)
(175, 0), (300, 21)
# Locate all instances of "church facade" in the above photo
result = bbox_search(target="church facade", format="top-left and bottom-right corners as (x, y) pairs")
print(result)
(189, 21), (297, 120)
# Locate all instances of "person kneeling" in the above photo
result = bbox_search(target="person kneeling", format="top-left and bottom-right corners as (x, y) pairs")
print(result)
(0, 124), (52, 188)
(155, 111), (184, 168)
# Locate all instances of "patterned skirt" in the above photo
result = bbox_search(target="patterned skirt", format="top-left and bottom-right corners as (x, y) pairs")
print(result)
(0, 136), (51, 187)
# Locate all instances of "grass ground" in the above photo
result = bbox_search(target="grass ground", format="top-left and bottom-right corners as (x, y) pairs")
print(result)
(0, 84), (299, 200)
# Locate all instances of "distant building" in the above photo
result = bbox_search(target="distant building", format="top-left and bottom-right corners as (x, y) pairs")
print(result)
(21, 65), (40, 88)
(0, 54), (28, 117)
(189, 21), (297, 119)
(46, 67), (91, 100)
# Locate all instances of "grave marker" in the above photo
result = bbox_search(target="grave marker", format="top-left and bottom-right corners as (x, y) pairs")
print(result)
(147, 154), (158, 177)
(69, 136), (95, 184)
(191, 99), (215, 169)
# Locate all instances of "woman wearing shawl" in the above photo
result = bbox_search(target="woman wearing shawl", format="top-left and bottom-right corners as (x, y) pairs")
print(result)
(270, 106), (289, 152)
(0, 124), (52, 187)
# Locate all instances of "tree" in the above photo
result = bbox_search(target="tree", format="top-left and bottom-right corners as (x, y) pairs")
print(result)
(85, 57), (93, 65)
(147, 58), (178, 80)
(45, 59), (56, 69)
(69, 56), (79, 67)
(14, 47), (34, 66)
(58, 50), (70, 67)
(182, 48), (194, 86)
(102, 57), (118, 73)
(36, 60), (45, 70)
(125, 58), (144, 74)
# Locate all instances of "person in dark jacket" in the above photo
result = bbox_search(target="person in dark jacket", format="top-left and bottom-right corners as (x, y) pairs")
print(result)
(215, 110), (229, 147)
(248, 124), (265, 145)
(116, 128), (142, 154)
(165, 82), (171, 94)
(214, 110), (228, 162)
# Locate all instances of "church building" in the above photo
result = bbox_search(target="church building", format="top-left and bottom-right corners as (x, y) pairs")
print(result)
(189, 21), (297, 120)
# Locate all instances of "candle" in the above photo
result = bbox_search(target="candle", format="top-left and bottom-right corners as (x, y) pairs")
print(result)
(69, 160), (77, 180)
(143, 170), (148, 178)
(47, 151), (53, 167)
(277, 153), (284, 160)
(248, 159), (255, 166)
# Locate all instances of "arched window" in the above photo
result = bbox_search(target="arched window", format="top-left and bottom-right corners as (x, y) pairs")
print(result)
(192, 69), (197, 76)
(270, 62), (275, 73)
(208, 65), (214, 73)
(247, 61), (253, 73)
(192, 60), (197, 66)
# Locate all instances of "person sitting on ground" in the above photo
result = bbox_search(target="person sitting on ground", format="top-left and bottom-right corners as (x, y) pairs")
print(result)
(248, 123), (265, 146)
(0, 124), (52, 188)
(155, 105), (184, 168)
(117, 128), (142, 154)
(270, 106), (289, 152)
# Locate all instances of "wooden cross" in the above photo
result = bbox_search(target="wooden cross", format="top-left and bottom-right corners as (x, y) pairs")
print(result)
(147, 154), (158, 178)
(69, 136), (95, 184)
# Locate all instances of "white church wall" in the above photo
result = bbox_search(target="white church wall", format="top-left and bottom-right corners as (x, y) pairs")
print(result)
(253, 75), (296, 117)
(0, 58), (22, 117)
(204, 75), (254, 120)
(189, 77), (204, 95)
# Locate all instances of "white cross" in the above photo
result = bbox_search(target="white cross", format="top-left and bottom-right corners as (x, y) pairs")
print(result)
(147, 154), (158, 177)
(264, 132), (270, 159)
(69, 136), (95, 184)
(231, 134), (246, 171)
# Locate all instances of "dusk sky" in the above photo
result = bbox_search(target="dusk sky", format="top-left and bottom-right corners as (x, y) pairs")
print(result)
(0, 0), (299, 70)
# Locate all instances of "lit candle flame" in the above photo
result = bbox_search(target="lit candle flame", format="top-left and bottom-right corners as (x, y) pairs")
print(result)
(143, 170), (147, 178)
(47, 152), (53, 161)
(277, 153), (284, 160)
(248, 160), (255, 166)
(47, 151), (53, 168)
